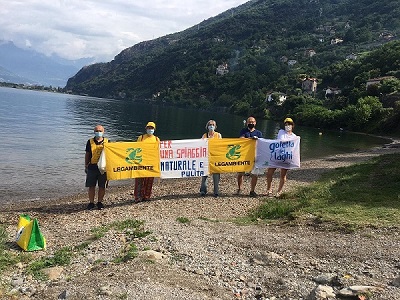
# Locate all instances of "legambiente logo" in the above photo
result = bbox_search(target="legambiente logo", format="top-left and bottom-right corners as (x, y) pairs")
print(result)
(226, 145), (241, 160)
(125, 148), (143, 164)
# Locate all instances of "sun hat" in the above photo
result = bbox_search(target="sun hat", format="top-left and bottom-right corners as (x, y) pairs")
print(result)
(146, 121), (156, 129)
(284, 117), (294, 124)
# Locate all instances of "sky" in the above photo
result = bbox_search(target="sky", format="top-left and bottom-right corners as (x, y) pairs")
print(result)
(0, 0), (249, 63)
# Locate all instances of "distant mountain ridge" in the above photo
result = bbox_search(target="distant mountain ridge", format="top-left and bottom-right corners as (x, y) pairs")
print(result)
(0, 41), (94, 87)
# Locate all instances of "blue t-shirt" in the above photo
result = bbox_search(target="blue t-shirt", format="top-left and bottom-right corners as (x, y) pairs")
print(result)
(239, 128), (263, 138)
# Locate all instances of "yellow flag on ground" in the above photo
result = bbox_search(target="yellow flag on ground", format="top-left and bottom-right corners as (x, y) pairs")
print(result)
(208, 138), (255, 174)
(104, 142), (160, 180)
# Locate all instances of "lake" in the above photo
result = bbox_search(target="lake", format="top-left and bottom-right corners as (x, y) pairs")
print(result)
(0, 87), (391, 204)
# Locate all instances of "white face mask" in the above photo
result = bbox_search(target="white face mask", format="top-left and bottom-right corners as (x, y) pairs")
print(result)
(285, 125), (292, 132)
(146, 129), (155, 135)
(208, 125), (215, 131)
(94, 131), (103, 138)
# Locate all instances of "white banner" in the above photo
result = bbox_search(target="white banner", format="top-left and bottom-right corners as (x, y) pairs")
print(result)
(255, 137), (301, 169)
(160, 139), (209, 178)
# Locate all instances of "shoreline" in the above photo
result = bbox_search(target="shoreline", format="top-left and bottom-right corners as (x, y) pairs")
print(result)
(1, 137), (399, 213)
(0, 139), (399, 299)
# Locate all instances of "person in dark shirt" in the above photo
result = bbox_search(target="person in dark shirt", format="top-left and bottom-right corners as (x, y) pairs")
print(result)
(237, 116), (263, 197)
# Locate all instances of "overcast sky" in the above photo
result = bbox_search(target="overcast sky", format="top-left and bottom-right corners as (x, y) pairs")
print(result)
(0, 0), (249, 62)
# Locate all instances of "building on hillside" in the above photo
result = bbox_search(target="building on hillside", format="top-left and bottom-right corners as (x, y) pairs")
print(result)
(302, 78), (318, 94)
(304, 49), (316, 57)
(288, 59), (297, 66)
(330, 38), (344, 45)
(265, 92), (287, 105)
(216, 63), (229, 75)
(346, 53), (357, 60)
(325, 87), (342, 98)
(365, 76), (395, 90)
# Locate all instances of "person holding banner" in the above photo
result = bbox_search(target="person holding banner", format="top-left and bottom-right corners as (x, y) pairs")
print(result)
(200, 120), (222, 197)
(237, 116), (263, 197)
(266, 117), (297, 198)
(85, 125), (109, 210)
(134, 122), (160, 202)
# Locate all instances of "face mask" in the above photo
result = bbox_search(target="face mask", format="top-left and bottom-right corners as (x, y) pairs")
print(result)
(247, 123), (255, 129)
(94, 131), (103, 138)
(285, 125), (293, 132)
(146, 129), (155, 135)
(208, 125), (215, 131)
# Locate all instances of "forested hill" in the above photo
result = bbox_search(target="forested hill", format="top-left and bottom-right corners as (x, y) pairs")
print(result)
(65, 0), (400, 134)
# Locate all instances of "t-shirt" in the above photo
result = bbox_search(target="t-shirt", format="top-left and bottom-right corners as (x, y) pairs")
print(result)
(277, 129), (297, 140)
(137, 134), (160, 142)
(239, 128), (263, 138)
(202, 132), (222, 139)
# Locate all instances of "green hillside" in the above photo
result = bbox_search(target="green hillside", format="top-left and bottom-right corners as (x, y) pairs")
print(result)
(65, 0), (400, 134)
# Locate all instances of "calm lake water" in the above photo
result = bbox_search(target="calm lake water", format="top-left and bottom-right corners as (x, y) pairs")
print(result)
(0, 87), (391, 204)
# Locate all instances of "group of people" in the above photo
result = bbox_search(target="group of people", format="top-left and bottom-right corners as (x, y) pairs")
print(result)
(84, 116), (296, 210)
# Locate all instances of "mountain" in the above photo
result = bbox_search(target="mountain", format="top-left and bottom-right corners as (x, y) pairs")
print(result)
(65, 0), (400, 134)
(0, 41), (94, 87)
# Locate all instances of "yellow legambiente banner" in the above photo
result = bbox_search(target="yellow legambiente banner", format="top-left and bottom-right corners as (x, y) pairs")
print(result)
(104, 142), (160, 180)
(209, 138), (255, 174)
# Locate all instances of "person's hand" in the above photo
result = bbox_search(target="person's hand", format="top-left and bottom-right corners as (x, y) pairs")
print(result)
(252, 136), (258, 139)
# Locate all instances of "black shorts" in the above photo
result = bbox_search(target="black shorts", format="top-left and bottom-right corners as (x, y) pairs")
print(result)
(85, 168), (107, 188)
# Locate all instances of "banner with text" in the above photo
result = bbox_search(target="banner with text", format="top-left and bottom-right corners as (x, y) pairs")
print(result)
(160, 139), (208, 179)
(209, 138), (255, 173)
(104, 142), (160, 180)
(255, 137), (301, 169)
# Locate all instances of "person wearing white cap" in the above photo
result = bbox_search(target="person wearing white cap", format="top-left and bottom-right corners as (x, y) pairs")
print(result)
(266, 117), (297, 198)
(133, 121), (160, 202)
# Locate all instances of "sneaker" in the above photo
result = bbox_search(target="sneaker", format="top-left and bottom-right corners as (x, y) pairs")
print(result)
(249, 191), (258, 197)
(236, 189), (242, 195)
(87, 202), (95, 210)
(200, 192), (206, 197)
(266, 190), (274, 197)
(214, 194), (219, 198)
(97, 202), (104, 210)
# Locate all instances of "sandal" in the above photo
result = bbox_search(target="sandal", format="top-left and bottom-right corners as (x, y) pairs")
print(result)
(266, 190), (274, 197)
(275, 191), (282, 198)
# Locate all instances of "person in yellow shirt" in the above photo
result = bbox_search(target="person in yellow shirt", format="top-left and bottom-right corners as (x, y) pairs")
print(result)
(200, 120), (222, 197)
(134, 121), (160, 202)
(85, 124), (108, 210)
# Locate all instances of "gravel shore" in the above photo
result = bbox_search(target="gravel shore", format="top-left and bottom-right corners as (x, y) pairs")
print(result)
(0, 141), (399, 300)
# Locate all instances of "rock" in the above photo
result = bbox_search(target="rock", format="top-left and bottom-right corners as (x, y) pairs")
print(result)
(58, 289), (68, 299)
(42, 266), (64, 280)
(139, 250), (165, 261)
(313, 273), (336, 285)
(392, 276), (400, 287)
(308, 285), (336, 300)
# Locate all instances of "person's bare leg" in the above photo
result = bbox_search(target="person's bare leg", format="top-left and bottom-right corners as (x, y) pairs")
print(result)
(250, 175), (258, 192)
(277, 168), (288, 196)
(98, 187), (105, 202)
(266, 168), (276, 194)
(237, 173), (243, 190)
(88, 186), (96, 203)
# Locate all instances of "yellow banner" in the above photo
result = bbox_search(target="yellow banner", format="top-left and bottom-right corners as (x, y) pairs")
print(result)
(209, 138), (255, 173)
(104, 142), (160, 180)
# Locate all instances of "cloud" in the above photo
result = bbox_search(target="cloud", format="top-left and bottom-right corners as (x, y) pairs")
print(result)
(0, 0), (248, 62)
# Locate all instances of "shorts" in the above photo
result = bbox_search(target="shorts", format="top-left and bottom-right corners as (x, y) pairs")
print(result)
(85, 168), (107, 188)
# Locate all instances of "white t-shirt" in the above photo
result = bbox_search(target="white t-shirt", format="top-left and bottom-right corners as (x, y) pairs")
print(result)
(277, 129), (297, 140)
